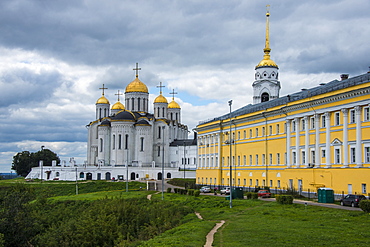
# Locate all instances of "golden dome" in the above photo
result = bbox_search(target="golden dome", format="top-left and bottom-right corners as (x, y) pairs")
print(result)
(112, 101), (125, 110)
(154, 93), (168, 104)
(256, 54), (278, 68)
(168, 100), (180, 109)
(125, 77), (148, 93)
(96, 96), (110, 104)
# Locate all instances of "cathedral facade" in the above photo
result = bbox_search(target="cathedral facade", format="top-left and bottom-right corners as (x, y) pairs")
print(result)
(27, 65), (197, 181)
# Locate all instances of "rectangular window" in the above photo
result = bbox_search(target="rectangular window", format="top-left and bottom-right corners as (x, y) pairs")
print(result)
(277, 180), (281, 188)
(244, 130), (246, 139)
(238, 156), (240, 166)
(222, 157), (225, 166)
(256, 179), (259, 186)
(276, 124), (280, 134)
(335, 149), (340, 164)
(269, 125), (272, 135)
(302, 151), (305, 164)
(277, 153), (280, 165)
(250, 129), (252, 138)
(262, 154), (265, 165)
(311, 117), (315, 129)
(362, 184), (367, 194)
(256, 128), (259, 137)
(311, 151), (315, 165)
(249, 155), (252, 165)
(365, 147), (370, 163)
(262, 127), (265, 136)
(269, 153), (272, 165)
(249, 179), (253, 186)
(157, 146), (160, 157)
(365, 107), (370, 121)
(322, 149), (326, 158)
(293, 152), (296, 164)
(244, 179), (246, 186)
(243, 155), (246, 166)
(158, 126), (161, 139)
(270, 180), (273, 188)
(351, 148), (356, 163)
(302, 119), (305, 130)
(335, 112), (340, 126)
(321, 115), (326, 128)
(238, 131), (240, 140)
(292, 120), (296, 132)
(350, 109), (356, 123)
(256, 155), (259, 166)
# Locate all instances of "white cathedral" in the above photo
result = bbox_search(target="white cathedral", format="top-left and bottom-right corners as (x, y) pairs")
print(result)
(26, 64), (197, 181)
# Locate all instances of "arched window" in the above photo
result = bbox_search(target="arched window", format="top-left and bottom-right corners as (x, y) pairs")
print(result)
(138, 98), (141, 111)
(131, 98), (135, 110)
(100, 138), (103, 152)
(79, 172), (84, 178)
(162, 107), (165, 117)
(56, 172), (60, 177)
(99, 108), (102, 119)
(261, 92), (269, 102)
(112, 135), (116, 150)
(125, 134), (129, 149)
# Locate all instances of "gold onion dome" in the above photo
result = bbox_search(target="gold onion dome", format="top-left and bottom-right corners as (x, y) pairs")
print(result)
(96, 96), (110, 104)
(154, 93), (168, 103)
(125, 77), (148, 93)
(112, 101), (125, 110)
(256, 53), (278, 68)
(168, 100), (180, 109)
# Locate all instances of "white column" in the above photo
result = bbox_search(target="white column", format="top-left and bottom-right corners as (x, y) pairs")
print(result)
(286, 119), (291, 167)
(304, 116), (309, 167)
(355, 106), (362, 167)
(341, 109), (348, 168)
(325, 112), (331, 168)
(295, 118), (300, 168)
(315, 114), (320, 168)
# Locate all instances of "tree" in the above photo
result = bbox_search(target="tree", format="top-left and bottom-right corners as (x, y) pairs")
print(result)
(11, 151), (32, 177)
(12, 149), (60, 177)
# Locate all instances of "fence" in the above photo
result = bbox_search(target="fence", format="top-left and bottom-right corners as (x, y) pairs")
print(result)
(197, 184), (368, 200)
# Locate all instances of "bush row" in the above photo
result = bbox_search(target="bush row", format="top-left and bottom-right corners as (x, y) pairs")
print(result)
(172, 188), (200, 197)
(245, 192), (258, 199)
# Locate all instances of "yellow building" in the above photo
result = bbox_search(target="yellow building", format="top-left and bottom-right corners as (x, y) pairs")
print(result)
(195, 9), (370, 196)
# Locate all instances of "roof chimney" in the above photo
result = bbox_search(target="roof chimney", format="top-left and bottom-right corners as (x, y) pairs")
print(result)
(340, 74), (349, 81)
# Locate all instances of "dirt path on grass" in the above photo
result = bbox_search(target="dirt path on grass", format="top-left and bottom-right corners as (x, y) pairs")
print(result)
(204, 220), (225, 247)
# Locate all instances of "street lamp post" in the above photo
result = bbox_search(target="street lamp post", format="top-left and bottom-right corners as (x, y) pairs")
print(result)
(162, 126), (165, 200)
(183, 141), (186, 179)
(40, 146), (44, 182)
(228, 100), (233, 209)
(126, 148), (129, 192)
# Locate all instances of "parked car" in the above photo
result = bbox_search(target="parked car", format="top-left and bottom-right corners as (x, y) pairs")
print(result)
(257, 190), (271, 198)
(220, 187), (231, 195)
(340, 194), (366, 207)
(200, 186), (211, 193)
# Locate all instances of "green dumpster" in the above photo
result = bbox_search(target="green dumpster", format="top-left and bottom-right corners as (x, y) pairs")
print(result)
(317, 187), (334, 203)
(232, 187), (244, 199)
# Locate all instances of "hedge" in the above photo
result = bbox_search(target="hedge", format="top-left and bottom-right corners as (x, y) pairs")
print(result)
(359, 200), (370, 213)
(275, 195), (294, 204)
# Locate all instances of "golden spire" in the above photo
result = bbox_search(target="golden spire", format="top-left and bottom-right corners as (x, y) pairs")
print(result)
(256, 5), (278, 69)
(264, 5), (271, 59)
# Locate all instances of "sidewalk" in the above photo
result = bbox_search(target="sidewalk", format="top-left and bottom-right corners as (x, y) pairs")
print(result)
(259, 197), (362, 211)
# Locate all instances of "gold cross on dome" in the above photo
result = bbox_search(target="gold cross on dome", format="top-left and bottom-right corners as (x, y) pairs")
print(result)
(115, 90), (123, 101)
(169, 89), (177, 100)
(99, 84), (108, 96)
(133, 62), (141, 78)
(157, 81), (165, 94)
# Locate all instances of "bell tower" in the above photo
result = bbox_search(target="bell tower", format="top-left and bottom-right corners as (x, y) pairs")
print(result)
(252, 6), (280, 104)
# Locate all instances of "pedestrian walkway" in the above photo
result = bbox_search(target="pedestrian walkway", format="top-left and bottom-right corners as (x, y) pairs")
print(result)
(260, 197), (362, 211)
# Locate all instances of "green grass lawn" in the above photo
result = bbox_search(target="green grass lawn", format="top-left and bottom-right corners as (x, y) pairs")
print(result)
(143, 193), (370, 247)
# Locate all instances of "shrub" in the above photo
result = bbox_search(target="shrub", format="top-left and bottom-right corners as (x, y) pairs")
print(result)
(251, 192), (258, 199)
(188, 189), (194, 196)
(276, 195), (294, 204)
(174, 188), (178, 193)
(359, 200), (370, 213)
(166, 188), (172, 193)
(194, 190), (200, 197)
(246, 192), (252, 199)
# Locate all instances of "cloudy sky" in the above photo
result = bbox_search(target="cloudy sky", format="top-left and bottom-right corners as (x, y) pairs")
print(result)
(0, 0), (369, 173)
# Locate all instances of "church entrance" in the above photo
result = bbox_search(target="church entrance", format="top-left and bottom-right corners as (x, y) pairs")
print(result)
(157, 172), (162, 180)
(105, 172), (111, 180)
(130, 172), (136, 180)
(167, 172), (171, 179)
(97, 173), (101, 180)
(86, 173), (92, 180)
